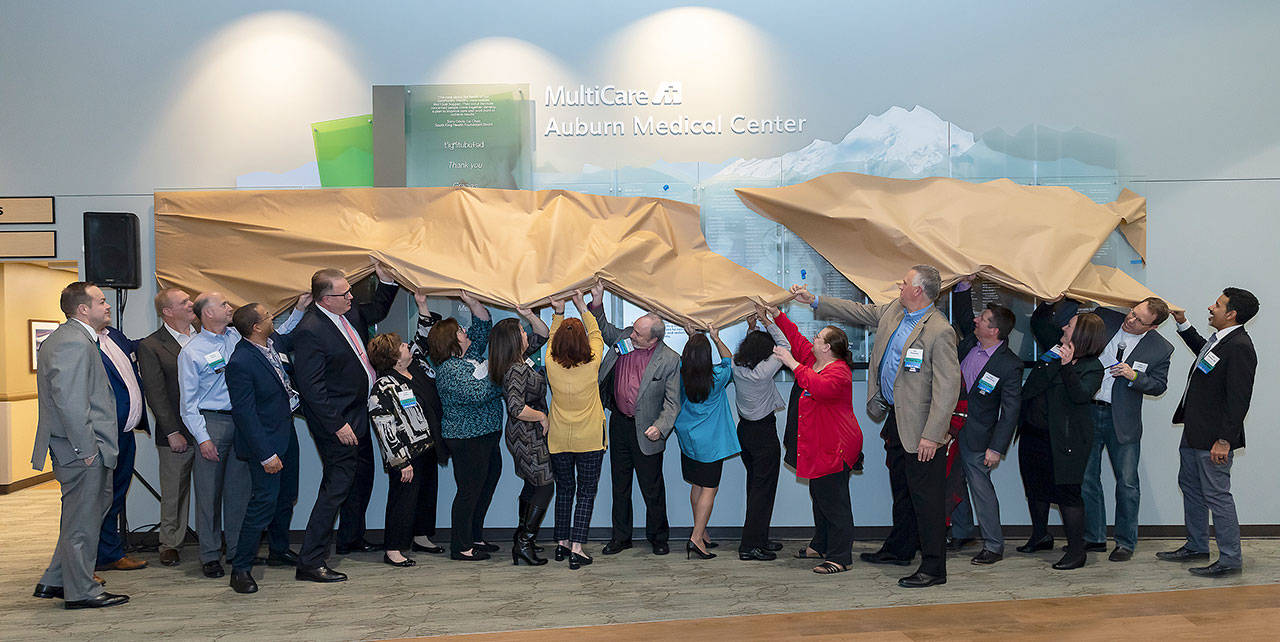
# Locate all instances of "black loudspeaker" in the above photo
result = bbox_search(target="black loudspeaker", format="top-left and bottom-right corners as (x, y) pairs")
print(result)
(83, 212), (141, 289)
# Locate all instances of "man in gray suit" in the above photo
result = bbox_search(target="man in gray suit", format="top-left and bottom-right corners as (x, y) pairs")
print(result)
(1054, 297), (1172, 561)
(31, 282), (130, 609)
(587, 282), (682, 556)
(136, 287), (198, 566)
(793, 264), (961, 588)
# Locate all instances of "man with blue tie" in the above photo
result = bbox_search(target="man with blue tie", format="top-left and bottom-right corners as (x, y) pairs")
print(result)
(93, 320), (151, 573)
(225, 303), (304, 594)
(178, 291), (302, 579)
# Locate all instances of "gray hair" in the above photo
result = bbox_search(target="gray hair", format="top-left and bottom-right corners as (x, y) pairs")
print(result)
(642, 313), (665, 340)
(910, 264), (942, 301)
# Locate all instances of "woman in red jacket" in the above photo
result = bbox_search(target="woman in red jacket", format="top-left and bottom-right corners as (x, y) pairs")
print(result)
(773, 310), (863, 574)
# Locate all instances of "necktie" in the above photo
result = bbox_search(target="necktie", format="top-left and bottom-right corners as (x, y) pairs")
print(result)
(1197, 333), (1218, 362)
(340, 315), (376, 388)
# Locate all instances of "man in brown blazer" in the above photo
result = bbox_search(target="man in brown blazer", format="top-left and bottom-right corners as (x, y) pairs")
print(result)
(136, 287), (198, 566)
(792, 264), (961, 587)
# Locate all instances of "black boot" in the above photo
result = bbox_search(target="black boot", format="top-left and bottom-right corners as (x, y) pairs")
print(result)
(1053, 505), (1087, 570)
(512, 500), (548, 566)
(1017, 500), (1055, 553)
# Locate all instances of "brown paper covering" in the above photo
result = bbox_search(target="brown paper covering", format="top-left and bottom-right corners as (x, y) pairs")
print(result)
(735, 172), (1177, 311)
(154, 187), (791, 328)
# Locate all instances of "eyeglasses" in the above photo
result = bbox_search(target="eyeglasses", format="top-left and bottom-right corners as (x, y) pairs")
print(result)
(323, 289), (353, 299)
(1127, 311), (1157, 327)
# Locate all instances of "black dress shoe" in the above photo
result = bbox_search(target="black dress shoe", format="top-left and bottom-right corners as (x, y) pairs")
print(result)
(946, 536), (975, 552)
(568, 552), (593, 570)
(1156, 546), (1210, 562)
(65, 592), (129, 609)
(651, 541), (670, 556)
(554, 545), (572, 561)
(449, 550), (490, 561)
(1052, 551), (1087, 570)
(898, 571), (946, 588)
(295, 565), (348, 582)
(601, 540), (632, 555)
(739, 547), (778, 561)
(33, 584), (63, 599)
(860, 550), (913, 566)
(336, 539), (379, 555)
(411, 542), (445, 554)
(472, 541), (500, 553)
(1109, 547), (1133, 562)
(382, 554), (417, 567)
(230, 570), (258, 594)
(266, 549), (300, 566)
(970, 549), (1003, 565)
(764, 540), (783, 552)
(202, 561), (225, 578)
(1015, 534), (1054, 553)
(1189, 561), (1242, 577)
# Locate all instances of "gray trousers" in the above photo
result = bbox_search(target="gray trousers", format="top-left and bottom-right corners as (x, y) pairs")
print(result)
(1178, 446), (1241, 567)
(192, 411), (252, 563)
(156, 441), (195, 551)
(40, 454), (112, 601)
(959, 443), (1004, 554)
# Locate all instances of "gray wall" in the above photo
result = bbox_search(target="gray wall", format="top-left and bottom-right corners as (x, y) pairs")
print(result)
(3, 1), (1276, 531)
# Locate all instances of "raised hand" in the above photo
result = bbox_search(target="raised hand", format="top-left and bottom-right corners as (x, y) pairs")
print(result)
(571, 289), (587, 311)
(295, 293), (313, 310)
(374, 261), (392, 283)
(790, 284), (815, 305)
(590, 281), (604, 304)
(1171, 309), (1187, 324)
(549, 295), (565, 315)
(414, 290), (430, 316)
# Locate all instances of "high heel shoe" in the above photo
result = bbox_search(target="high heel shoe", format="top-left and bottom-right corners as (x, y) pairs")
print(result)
(554, 545), (571, 562)
(1016, 534), (1055, 553)
(687, 540), (716, 560)
(568, 552), (593, 570)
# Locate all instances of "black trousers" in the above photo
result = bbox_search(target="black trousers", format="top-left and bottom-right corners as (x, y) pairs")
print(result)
(383, 449), (439, 552)
(808, 466), (854, 566)
(880, 409), (947, 577)
(608, 412), (669, 544)
(738, 414), (781, 551)
(337, 432), (375, 547)
(232, 430), (299, 572)
(300, 422), (361, 569)
(445, 432), (503, 554)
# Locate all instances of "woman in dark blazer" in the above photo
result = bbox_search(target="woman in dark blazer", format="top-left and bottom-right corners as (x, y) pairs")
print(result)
(1017, 308), (1108, 570)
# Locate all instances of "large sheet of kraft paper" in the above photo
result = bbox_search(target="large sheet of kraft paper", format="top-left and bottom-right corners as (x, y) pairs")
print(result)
(154, 187), (791, 328)
(735, 172), (1175, 310)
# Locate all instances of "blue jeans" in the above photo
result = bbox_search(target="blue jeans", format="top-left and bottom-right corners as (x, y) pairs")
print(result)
(1082, 404), (1141, 551)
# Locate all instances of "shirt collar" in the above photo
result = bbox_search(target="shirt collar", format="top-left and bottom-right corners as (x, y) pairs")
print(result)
(1212, 324), (1241, 341)
(317, 305), (345, 325)
(72, 319), (100, 342)
(903, 303), (933, 322)
(164, 322), (194, 342)
(976, 339), (1004, 356)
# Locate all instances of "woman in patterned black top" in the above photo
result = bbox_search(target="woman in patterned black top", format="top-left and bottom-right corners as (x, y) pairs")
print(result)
(427, 292), (504, 560)
(489, 308), (552, 565)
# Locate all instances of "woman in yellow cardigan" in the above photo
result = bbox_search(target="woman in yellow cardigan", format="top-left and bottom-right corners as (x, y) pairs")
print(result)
(545, 289), (607, 570)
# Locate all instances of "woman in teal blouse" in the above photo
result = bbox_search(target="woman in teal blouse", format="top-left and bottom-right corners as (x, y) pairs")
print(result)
(673, 327), (740, 560)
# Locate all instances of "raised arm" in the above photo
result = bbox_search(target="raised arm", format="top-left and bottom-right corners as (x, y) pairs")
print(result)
(773, 311), (815, 368)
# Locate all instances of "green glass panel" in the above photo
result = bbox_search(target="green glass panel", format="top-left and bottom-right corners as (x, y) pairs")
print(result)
(312, 114), (373, 187)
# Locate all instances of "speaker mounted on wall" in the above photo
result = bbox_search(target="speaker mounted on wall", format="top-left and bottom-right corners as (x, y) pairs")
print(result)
(83, 212), (141, 289)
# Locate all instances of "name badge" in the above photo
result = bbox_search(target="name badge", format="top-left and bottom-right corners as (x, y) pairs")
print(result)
(469, 359), (489, 380)
(1132, 361), (1148, 373)
(204, 351), (226, 372)
(525, 357), (536, 368)
(397, 389), (419, 409)
(1039, 345), (1063, 362)
(977, 372), (1000, 395)
(278, 353), (290, 364)
(616, 338), (635, 355)
(1196, 351), (1219, 374)
(903, 348), (923, 372)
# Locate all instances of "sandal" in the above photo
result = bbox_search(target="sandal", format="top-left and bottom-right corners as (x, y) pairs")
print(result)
(794, 547), (824, 559)
(813, 561), (849, 574)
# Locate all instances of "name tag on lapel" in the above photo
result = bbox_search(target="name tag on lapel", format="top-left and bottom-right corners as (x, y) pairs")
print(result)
(903, 348), (923, 372)
(1196, 351), (1219, 374)
(204, 351), (226, 373)
(977, 372), (999, 395)
(470, 359), (489, 380)
(616, 338), (635, 355)
(397, 389), (419, 409)
(1132, 361), (1148, 373)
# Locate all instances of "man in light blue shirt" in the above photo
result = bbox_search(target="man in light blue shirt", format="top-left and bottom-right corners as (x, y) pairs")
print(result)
(178, 291), (302, 578)
(878, 304), (933, 405)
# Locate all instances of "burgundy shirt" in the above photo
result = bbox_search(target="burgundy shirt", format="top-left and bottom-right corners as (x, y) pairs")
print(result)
(613, 343), (656, 417)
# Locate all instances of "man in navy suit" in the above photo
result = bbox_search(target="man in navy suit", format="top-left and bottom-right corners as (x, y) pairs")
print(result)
(1158, 287), (1258, 577)
(94, 322), (151, 572)
(292, 265), (398, 582)
(225, 303), (302, 594)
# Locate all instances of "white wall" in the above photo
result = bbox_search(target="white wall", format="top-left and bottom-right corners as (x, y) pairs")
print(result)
(3, 1), (1276, 530)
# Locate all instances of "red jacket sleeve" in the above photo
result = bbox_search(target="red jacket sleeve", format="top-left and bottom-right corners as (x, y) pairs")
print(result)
(774, 312), (815, 368)
(794, 361), (851, 401)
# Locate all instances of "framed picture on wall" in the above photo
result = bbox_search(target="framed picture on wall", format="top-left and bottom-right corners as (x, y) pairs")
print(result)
(29, 320), (60, 372)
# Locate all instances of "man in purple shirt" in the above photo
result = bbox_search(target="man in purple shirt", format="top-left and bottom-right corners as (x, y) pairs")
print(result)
(950, 280), (1023, 564)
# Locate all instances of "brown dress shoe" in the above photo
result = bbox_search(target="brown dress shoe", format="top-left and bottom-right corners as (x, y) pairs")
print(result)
(98, 556), (149, 571)
(159, 548), (181, 566)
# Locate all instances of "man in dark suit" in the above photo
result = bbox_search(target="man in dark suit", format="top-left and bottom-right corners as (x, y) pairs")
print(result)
(1062, 296), (1173, 562)
(94, 322), (151, 572)
(587, 282), (682, 556)
(1158, 287), (1258, 577)
(225, 303), (303, 594)
(136, 287), (198, 566)
(32, 282), (129, 609)
(949, 280), (1023, 565)
(292, 265), (399, 581)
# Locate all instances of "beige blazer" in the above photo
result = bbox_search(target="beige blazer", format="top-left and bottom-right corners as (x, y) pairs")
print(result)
(815, 296), (961, 453)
